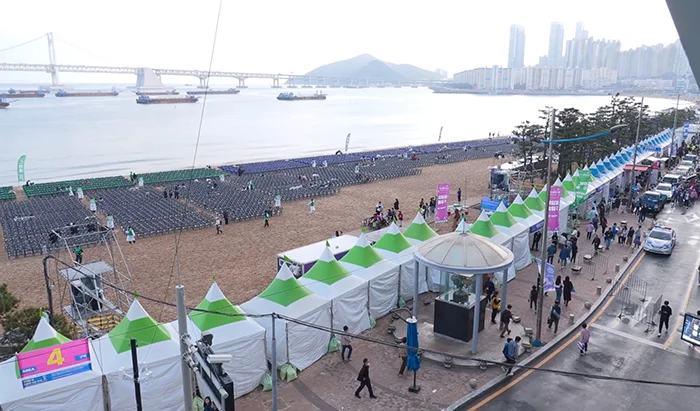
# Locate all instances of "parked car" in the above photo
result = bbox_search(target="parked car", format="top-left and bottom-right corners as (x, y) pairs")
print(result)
(654, 183), (674, 202)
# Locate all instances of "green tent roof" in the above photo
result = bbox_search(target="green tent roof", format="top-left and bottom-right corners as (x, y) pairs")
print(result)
(508, 195), (534, 219)
(340, 233), (385, 268)
(468, 211), (501, 238)
(190, 282), (244, 332)
(303, 247), (352, 285)
(109, 300), (172, 354)
(258, 264), (314, 307)
(553, 178), (571, 198)
(572, 169), (581, 185)
(562, 174), (575, 193)
(20, 316), (71, 354)
(525, 188), (545, 211)
(538, 184), (548, 202)
(489, 202), (518, 227)
(403, 212), (438, 242)
(373, 222), (413, 254)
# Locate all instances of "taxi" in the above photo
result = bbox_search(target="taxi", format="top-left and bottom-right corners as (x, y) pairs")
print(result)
(643, 226), (676, 255)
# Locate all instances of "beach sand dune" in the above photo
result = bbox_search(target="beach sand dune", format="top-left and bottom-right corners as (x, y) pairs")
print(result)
(0, 158), (496, 322)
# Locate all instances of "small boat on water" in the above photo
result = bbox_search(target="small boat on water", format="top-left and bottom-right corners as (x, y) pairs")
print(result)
(0, 101), (9, 109)
(0, 88), (45, 98)
(277, 91), (326, 101)
(136, 95), (198, 104)
(135, 89), (179, 96)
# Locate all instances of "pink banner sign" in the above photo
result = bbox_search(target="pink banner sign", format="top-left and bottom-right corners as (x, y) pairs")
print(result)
(435, 184), (451, 223)
(547, 187), (562, 232)
(18, 339), (91, 379)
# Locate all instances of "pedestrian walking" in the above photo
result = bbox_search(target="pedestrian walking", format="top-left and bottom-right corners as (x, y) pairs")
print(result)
(592, 233), (601, 252)
(397, 337), (407, 376)
(627, 226), (635, 246)
(215, 218), (222, 234)
(559, 245), (570, 268)
(529, 285), (538, 311)
(484, 277), (496, 307)
(126, 226), (136, 244)
(393, 198), (400, 210)
(600, 217), (608, 235)
(658, 300), (672, 337)
(548, 301), (562, 333)
(579, 322), (591, 355)
(604, 228), (614, 250)
(611, 223), (619, 242)
(571, 240), (578, 263)
(340, 325), (353, 362)
(592, 215), (599, 232)
(563, 276), (574, 307)
(457, 188), (462, 203)
(532, 231), (542, 251)
(309, 198), (316, 214)
(586, 222), (594, 240)
(619, 226), (628, 244)
(223, 210), (229, 225)
(554, 275), (563, 302)
(264, 210), (270, 227)
(633, 226), (642, 249)
(490, 291), (501, 324)
(503, 336), (521, 376)
(546, 243), (556, 264)
(354, 358), (377, 399)
(500, 305), (513, 337)
(74, 246), (83, 264)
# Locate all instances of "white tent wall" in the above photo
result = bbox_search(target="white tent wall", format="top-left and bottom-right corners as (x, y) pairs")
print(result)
(104, 355), (184, 411)
(0, 353), (104, 411)
(512, 232), (532, 270)
(398, 260), (429, 301)
(254, 316), (290, 366)
(328, 286), (371, 335)
(341, 261), (399, 319)
(285, 307), (332, 370)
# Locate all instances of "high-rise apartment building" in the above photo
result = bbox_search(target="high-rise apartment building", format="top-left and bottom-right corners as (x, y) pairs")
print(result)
(575, 22), (588, 40)
(508, 25), (526, 69)
(547, 22), (565, 66)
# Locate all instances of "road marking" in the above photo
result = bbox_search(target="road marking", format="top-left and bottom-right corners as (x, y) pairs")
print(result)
(589, 323), (665, 350)
(663, 249), (700, 350)
(466, 252), (646, 411)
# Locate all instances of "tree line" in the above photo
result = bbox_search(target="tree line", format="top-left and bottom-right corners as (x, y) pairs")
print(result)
(511, 94), (698, 177)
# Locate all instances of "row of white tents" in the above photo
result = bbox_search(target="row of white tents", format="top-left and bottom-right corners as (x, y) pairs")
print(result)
(0, 128), (685, 410)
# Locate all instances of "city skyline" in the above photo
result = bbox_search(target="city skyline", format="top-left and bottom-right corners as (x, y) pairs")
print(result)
(508, 25), (526, 69)
(0, 0), (684, 84)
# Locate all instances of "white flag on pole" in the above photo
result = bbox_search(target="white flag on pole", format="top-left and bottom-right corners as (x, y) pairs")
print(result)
(438, 126), (443, 142)
(345, 133), (351, 153)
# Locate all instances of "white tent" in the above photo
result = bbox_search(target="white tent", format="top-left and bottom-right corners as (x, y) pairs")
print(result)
(0, 317), (105, 411)
(489, 202), (531, 270)
(508, 194), (543, 231)
(300, 247), (371, 334)
(340, 233), (400, 319)
(171, 282), (267, 398)
(240, 264), (331, 371)
(93, 300), (185, 411)
(402, 213), (440, 291)
(276, 234), (358, 277)
(469, 211), (516, 282)
(372, 222), (427, 301)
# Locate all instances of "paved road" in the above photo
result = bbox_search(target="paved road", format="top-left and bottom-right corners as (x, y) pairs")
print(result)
(465, 202), (700, 410)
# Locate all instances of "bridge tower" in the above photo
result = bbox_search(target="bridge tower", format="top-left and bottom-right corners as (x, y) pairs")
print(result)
(46, 32), (60, 86)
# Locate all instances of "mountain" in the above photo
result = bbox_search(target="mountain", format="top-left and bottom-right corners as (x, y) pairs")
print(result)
(303, 54), (441, 81)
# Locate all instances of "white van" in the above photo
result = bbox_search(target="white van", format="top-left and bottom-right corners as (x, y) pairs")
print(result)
(661, 174), (682, 185)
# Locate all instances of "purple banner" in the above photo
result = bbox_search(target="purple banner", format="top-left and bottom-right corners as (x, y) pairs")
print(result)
(435, 184), (451, 223)
(547, 187), (562, 232)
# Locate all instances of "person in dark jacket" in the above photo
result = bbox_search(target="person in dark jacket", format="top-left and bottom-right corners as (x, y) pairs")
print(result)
(500, 304), (513, 338)
(570, 240), (578, 263)
(223, 210), (229, 225)
(548, 300), (562, 333)
(532, 231), (542, 251)
(658, 300), (672, 337)
(529, 285), (538, 310)
(355, 358), (377, 399)
(563, 276), (574, 306)
(484, 277), (496, 307)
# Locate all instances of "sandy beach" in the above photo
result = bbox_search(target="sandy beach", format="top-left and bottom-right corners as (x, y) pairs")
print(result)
(0, 157), (496, 322)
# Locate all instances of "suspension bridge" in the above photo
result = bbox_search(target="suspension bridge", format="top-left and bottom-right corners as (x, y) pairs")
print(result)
(0, 33), (448, 88)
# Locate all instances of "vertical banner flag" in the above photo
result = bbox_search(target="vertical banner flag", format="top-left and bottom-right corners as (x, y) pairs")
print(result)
(435, 184), (451, 223)
(574, 182), (588, 206)
(535, 258), (556, 292)
(548, 186), (562, 232)
(578, 169), (592, 183)
(438, 126), (443, 142)
(683, 121), (690, 141)
(345, 133), (351, 153)
(17, 155), (26, 184)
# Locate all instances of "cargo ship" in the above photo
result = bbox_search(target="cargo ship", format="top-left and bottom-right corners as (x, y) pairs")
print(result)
(0, 100), (9, 109)
(277, 92), (326, 101)
(136, 95), (198, 104)
(0, 88), (45, 98)
(56, 88), (119, 97)
(135, 89), (179, 96)
(186, 88), (240, 95)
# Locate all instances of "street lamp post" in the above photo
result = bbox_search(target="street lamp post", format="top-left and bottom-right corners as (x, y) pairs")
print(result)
(534, 108), (628, 344)
(627, 97), (645, 210)
(670, 93), (681, 162)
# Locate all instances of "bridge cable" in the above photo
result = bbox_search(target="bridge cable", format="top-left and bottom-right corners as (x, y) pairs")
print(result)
(0, 34), (46, 54)
(54, 34), (114, 65)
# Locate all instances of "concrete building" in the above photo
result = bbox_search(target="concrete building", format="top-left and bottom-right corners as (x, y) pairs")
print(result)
(508, 25), (526, 69)
(547, 22), (565, 67)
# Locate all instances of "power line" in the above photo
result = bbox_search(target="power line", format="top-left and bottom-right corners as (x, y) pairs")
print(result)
(0, 34), (46, 54)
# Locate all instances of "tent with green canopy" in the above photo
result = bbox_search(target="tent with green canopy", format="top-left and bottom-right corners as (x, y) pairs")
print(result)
(373, 222), (428, 301)
(340, 233), (400, 319)
(170, 282), (267, 398)
(490, 202), (531, 270)
(0, 316), (105, 411)
(403, 212), (438, 245)
(240, 264), (331, 371)
(300, 247), (371, 334)
(94, 299), (185, 410)
(524, 188), (545, 217)
(469, 211), (516, 282)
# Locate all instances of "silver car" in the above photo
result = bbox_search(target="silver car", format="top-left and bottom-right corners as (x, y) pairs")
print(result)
(644, 226), (676, 255)
(655, 183), (673, 202)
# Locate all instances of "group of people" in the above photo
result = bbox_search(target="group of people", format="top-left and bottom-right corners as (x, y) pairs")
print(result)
(366, 199), (403, 230)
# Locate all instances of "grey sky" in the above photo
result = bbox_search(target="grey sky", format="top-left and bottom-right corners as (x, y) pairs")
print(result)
(0, 0), (681, 82)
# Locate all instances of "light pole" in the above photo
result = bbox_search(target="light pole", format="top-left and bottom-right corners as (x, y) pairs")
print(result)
(534, 108), (628, 344)
(670, 93), (681, 162)
(627, 97), (645, 210)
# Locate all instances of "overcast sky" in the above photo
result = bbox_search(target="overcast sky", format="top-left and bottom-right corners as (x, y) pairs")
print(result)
(0, 0), (682, 83)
